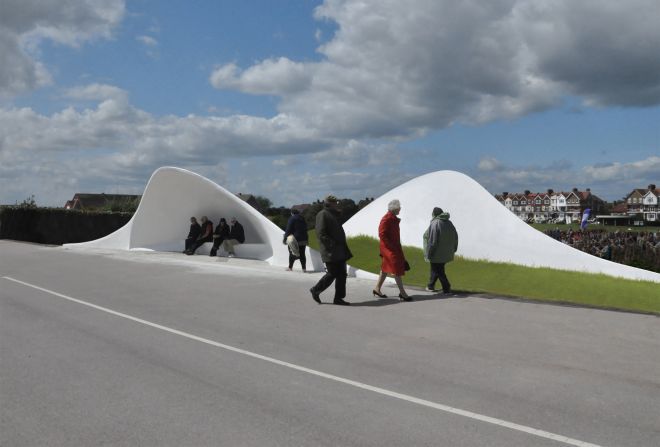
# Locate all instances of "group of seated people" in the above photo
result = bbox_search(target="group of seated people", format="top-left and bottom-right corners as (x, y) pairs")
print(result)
(184, 215), (245, 257)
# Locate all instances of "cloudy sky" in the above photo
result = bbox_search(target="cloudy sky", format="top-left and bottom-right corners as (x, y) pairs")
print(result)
(1, 0), (658, 207)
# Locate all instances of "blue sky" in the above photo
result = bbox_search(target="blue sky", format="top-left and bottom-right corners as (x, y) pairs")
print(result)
(1, 0), (658, 207)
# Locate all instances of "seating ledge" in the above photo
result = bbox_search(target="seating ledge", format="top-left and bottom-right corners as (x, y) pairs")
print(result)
(193, 242), (263, 258)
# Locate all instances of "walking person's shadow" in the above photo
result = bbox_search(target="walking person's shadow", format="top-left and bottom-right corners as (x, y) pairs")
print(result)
(349, 297), (400, 307)
(349, 290), (470, 306)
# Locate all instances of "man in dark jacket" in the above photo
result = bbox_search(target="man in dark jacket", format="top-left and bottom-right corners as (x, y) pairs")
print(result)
(422, 207), (458, 293)
(284, 208), (308, 271)
(186, 216), (213, 255)
(184, 217), (201, 253)
(210, 218), (229, 257)
(222, 217), (245, 257)
(310, 195), (353, 305)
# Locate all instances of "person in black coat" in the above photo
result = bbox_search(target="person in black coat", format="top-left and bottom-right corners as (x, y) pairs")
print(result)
(184, 217), (201, 252)
(283, 209), (309, 271)
(186, 216), (213, 255)
(309, 195), (352, 306)
(222, 217), (245, 257)
(210, 218), (230, 257)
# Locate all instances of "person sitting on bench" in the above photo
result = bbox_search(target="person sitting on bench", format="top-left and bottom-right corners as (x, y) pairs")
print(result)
(222, 217), (245, 257)
(184, 217), (201, 253)
(210, 218), (229, 257)
(186, 216), (213, 255)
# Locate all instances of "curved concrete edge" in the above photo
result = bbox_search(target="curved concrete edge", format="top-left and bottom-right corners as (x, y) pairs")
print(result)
(344, 170), (660, 284)
(64, 167), (325, 271)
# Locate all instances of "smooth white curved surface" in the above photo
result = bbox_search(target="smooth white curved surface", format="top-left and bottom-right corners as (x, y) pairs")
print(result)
(65, 167), (324, 270)
(344, 171), (660, 283)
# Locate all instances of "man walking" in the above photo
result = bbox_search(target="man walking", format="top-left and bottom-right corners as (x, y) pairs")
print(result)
(423, 207), (458, 294)
(310, 195), (352, 306)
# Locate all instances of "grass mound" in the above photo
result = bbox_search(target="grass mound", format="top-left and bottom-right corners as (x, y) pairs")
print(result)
(308, 231), (660, 314)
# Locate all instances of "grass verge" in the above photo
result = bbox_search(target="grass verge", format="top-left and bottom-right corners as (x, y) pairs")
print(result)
(308, 230), (660, 314)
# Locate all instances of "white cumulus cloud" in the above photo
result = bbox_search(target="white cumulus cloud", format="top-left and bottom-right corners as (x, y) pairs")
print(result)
(136, 35), (157, 47)
(210, 57), (312, 95)
(210, 0), (660, 139)
(475, 156), (659, 200)
(0, 0), (125, 97)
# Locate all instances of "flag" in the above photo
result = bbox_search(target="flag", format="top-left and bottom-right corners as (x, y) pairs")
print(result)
(580, 208), (591, 230)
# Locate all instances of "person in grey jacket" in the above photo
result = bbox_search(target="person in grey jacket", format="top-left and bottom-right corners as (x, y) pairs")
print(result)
(423, 207), (458, 293)
(309, 195), (353, 306)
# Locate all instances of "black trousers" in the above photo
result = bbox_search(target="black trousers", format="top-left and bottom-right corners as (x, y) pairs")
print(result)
(189, 236), (212, 254)
(429, 262), (451, 292)
(288, 243), (307, 269)
(210, 237), (225, 256)
(312, 261), (347, 300)
(185, 237), (195, 250)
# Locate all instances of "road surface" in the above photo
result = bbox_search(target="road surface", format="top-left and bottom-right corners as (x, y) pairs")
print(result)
(1, 240), (659, 446)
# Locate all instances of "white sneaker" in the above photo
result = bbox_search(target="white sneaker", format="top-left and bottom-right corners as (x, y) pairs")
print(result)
(228, 253), (235, 258)
(425, 287), (438, 292)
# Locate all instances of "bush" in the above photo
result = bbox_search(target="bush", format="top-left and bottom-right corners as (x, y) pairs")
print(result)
(269, 214), (289, 231)
(0, 207), (132, 245)
(101, 197), (141, 213)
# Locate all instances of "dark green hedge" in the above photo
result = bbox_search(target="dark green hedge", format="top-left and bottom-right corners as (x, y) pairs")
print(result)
(0, 207), (132, 245)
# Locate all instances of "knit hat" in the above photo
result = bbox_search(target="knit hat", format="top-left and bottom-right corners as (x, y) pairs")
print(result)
(432, 207), (443, 217)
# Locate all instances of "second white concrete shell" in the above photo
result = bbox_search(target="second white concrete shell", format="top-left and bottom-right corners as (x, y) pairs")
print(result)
(343, 170), (660, 283)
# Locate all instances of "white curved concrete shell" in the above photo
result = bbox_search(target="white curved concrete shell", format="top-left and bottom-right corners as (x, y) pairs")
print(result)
(65, 167), (324, 270)
(343, 170), (660, 283)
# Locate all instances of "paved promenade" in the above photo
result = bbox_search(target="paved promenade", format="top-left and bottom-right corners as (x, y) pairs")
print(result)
(1, 240), (659, 446)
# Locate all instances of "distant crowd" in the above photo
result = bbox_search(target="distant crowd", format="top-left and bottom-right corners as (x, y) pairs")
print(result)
(544, 228), (660, 273)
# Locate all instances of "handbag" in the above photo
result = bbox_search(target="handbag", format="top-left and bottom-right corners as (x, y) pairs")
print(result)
(404, 260), (411, 271)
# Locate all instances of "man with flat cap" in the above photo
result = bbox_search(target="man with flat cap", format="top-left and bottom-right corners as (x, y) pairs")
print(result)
(310, 195), (353, 305)
(423, 207), (458, 294)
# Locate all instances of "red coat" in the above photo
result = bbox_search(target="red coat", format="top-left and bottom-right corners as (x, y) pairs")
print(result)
(379, 211), (406, 276)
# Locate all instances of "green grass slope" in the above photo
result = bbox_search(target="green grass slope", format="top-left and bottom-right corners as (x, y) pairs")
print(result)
(308, 230), (660, 314)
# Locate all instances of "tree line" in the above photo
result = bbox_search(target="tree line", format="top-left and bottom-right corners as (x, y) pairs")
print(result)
(261, 197), (375, 230)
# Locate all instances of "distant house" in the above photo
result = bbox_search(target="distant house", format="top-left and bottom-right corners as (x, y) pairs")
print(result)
(495, 187), (604, 223)
(64, 193), (141, 211)
(610, 202), (628, 215)
(625, 184), (658, 223)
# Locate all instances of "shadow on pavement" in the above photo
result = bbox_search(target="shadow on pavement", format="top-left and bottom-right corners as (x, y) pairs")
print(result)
(349, 291), (471, 306)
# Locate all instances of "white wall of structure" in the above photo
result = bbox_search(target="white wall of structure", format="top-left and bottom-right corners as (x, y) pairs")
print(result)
(65, 167), (325, 270)
(343, 170), (660, 283)
(66, 167), (659, 283)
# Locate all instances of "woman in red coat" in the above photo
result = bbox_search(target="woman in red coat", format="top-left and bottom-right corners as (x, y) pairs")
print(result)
(373, 199), (411, 301)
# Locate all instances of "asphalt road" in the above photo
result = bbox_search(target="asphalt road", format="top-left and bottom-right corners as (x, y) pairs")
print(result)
(1, 240), (659, 446)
